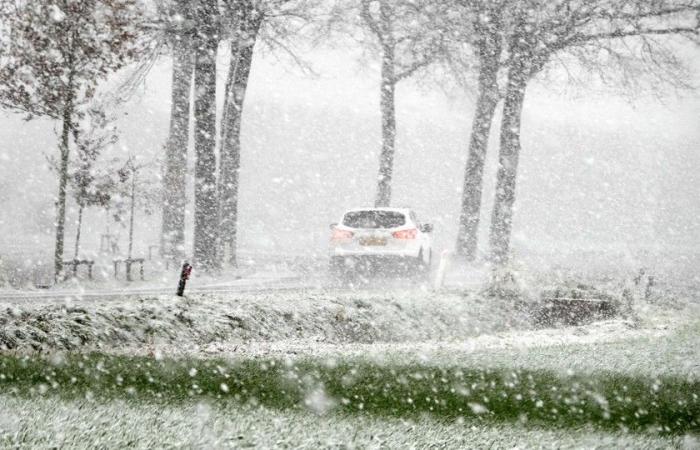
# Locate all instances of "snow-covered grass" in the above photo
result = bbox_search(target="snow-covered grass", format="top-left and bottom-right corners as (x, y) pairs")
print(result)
(203, 319), (700, 380)
(1, 352), (698, 434)
(1, 274), (695, 357)
(1, 274), (697, 446)
(1, 277), (697, 376)
(0, 288), (536, 352)
(2, 396), (693, 449)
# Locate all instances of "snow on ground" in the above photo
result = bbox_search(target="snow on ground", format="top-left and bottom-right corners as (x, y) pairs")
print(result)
(192, 319), (699, 379)
(1, 274), (698, 447)
(0, 395), (693, 449)
(0, 288), (535, 352)
(1, 274), (697, 379)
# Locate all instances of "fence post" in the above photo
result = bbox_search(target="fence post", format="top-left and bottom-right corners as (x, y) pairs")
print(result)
(177, 262), (193, 296)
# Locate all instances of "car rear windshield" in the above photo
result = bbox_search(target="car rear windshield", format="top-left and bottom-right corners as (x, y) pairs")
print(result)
(343, 211), (406, 229)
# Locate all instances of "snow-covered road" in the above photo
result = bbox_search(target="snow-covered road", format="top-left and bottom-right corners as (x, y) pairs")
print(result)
(0, 271), (316, 303)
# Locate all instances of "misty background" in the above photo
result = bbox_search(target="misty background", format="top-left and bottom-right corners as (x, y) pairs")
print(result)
(1, 43), (698, 274)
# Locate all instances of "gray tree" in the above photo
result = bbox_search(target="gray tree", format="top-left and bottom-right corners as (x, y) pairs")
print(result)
(327, 0), (445, 207)
(160, 0), (196, 263)
(218, 0), (318, 266)
(487, 0), (700, 265)
(363, 0), (447, 207)
(192, 0), (221, 271)
(112, 157), (161, 280)
(218, 0), (263, 267)
(69, 108), (118, 260)
(0, 0), (141, 281)
(453, 0), (506, 260)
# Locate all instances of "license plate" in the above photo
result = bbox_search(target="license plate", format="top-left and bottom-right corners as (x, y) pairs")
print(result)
(359, 236), (387, 246)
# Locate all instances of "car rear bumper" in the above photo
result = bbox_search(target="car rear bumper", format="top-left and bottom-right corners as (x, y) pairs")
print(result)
(329, 254), (421, 268)
(330, 247), (420, 259)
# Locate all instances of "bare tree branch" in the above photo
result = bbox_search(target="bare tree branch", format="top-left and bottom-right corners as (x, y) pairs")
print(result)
(559, 25), (698, 49)
(359, 0), (385, 44)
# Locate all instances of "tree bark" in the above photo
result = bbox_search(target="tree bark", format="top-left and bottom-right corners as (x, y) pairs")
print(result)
(54, 94), (74, 282)
(192, 3), (219, 271)
(73, 204), (83, 260)
(218, 14), (261, 267)
(127, 166), (136, 281)
(161, 34), (193, 263)
(374, 41), (396, 207)
(455, 20), (502, 260)
(489, 66), (528, 265)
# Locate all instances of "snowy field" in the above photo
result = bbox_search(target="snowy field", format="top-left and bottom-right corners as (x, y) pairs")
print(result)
(1, 0), (698, 447)
(1, 272), (698, 448)
(2, 396), (696, 449)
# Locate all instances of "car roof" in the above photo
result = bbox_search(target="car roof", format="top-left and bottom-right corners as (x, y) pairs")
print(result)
(343, 207), (411, 214)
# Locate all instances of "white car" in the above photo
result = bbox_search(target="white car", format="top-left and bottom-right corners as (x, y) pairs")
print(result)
(329, 207), (433, 276)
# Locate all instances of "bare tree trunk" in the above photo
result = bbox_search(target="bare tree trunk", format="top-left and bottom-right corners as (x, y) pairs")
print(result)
(489, 67), (528, 265)
(127, 167), (136, 281)
(455, 20), (502, 260)
(374, 41), (396, 207)
(219, 15), (261, 267)
(161, 34), (193, 263)
(192, 3), (219, 271)
(73, 204), (84, 260)
(54, 94), (74, 282)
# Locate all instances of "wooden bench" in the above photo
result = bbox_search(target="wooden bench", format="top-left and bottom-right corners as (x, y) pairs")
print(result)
(63, 259), (94, 280)
(113, 258), (145, 281)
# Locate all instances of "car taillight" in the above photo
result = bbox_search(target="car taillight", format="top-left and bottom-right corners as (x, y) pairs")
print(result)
(392, 228), (417, 239)
(331, 228), (354, 241)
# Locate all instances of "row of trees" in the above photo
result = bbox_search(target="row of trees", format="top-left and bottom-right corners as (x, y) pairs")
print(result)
(1, 0), (698, 280)
(158, 0), (315, 271)
(451, 0), (699, 264)
(344, 0), (698, 263)
(339, 0), (698, 264)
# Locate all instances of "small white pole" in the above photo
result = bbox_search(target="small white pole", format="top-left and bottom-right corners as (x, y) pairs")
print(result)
(433, 250), (451, 290)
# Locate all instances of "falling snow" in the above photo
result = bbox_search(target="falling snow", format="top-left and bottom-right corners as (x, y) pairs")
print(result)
(0, 0), (699, 447)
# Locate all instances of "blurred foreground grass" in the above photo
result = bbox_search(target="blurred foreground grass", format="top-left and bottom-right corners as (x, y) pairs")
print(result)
(0, 353), (697, 435)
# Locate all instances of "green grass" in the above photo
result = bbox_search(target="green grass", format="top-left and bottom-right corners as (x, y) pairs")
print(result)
(0, 353), (697, 434)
